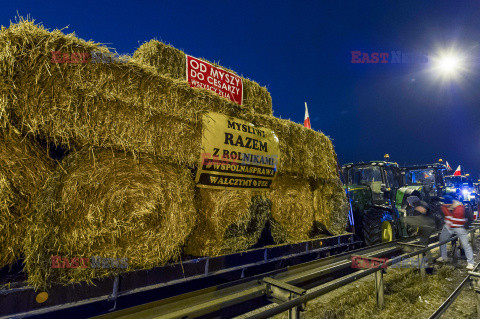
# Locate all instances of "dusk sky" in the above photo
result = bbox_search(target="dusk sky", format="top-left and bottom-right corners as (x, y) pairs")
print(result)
(3, 1), (479, 178)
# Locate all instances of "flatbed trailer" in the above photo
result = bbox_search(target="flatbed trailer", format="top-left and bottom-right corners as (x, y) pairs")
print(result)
(0, 234), (361, 319)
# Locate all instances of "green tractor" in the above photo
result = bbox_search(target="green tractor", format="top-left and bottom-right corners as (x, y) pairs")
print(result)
(343, 161), (403, 245)
(396, 163), (447, 231)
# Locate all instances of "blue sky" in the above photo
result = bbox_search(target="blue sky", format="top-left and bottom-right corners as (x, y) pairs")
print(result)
(3, 1), (480, 178)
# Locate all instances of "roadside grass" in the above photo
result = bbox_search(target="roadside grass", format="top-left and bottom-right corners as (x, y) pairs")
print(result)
(297, 265), (477, 319)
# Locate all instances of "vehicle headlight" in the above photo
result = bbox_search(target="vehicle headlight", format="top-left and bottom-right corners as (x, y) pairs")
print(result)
(462, 189), (469, 197)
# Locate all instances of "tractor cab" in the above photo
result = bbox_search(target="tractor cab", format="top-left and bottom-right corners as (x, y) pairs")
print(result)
(343, 161), (400, 206)
(397, 163), (447, 232)
(397, 163), (447, 213)
(342, 161), (402, 245)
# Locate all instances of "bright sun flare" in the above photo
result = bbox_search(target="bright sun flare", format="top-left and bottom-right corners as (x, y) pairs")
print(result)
(438, 56), (460, 74)
(431, 50), (466, 80)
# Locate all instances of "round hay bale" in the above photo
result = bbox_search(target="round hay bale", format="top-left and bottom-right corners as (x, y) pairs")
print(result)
(184, 189), (269, 256)
(312, 179), (349, 236)
(268, 175), (315, 244)
(24, 149), (197, 288)
(0, 128), (52, 269)
(222, 194), (271, 253)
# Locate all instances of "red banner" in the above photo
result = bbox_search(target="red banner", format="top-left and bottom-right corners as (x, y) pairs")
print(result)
(186, 55), (243, 105)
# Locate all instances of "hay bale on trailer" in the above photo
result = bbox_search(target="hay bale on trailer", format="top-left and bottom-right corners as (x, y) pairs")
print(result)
(184, 190), (269, 256)
(24, 149), (196, 288)
(251, 115), (339, 180)
(0, 20), (338, 180)
(0, 20), (255, 166)
(0, 128), (53, 269)
(133, 39), (272, 116)
(313, 179), (349, 236)
(0, 19), (349, 281)
(267, 174), (315, 243)
(253, 116), (346, 241)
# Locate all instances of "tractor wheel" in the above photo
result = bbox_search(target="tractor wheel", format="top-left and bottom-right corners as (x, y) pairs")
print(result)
(362, 208), (395, 246)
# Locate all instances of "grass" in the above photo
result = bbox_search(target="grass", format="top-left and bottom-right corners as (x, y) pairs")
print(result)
(285, 265), (477, 319)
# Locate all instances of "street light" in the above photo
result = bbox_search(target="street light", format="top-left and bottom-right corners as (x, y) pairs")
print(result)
(437, 56), (460, 75)
(430, 48), (467, 82)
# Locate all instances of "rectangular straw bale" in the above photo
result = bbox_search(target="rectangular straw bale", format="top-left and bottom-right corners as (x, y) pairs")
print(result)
(133, 39), (272, 115)
(184, 189), (269, 256)
(0, 20), (250, 162)
(252, 114), (339, 180)
(267, 174), (315, 243)
(1, 20), (341, 182)
(312, 179), (349, 235)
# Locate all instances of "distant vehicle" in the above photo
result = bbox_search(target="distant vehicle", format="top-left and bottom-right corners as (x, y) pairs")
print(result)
(397, 163), (447, 231)
(445, 175), (476, 208)
(342, 161), (403, 245)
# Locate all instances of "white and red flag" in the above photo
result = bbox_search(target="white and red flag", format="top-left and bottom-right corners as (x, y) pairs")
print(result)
(454, 165), (462, 176)
(304, 102), (311, 129)
(446, 161), (452, 171)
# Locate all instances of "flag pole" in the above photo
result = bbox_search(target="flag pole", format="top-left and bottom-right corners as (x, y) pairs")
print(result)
(304, 102), (311, 129)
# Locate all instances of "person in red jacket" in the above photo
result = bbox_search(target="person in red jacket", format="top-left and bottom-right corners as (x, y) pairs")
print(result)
(438, 195), (475, 270)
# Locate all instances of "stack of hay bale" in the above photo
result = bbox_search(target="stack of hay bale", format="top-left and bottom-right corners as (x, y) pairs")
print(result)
(133, 40), (349, 245)
(0, 19), (348, 289)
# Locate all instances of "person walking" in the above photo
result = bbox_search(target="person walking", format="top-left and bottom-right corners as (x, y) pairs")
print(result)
(404, 196), (436, 268)
(404, 196), (436, 245)
(437, 195), (475, 270)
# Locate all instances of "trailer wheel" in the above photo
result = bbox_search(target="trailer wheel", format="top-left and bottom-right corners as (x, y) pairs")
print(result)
(363, 208), (395, 245)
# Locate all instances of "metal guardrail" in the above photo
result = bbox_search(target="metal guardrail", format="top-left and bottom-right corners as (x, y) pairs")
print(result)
(25, 226), (474, 319)
(92, 238), (409, 318)
(428, 262), (480, 319)
(249, 226), (480, 319)
(428, 220), (480, 319)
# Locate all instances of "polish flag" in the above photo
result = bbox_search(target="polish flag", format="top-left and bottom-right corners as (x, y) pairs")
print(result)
(304, 102), (311, 129)
(446, 161), (452, 171)
(454, 165), (462, 176)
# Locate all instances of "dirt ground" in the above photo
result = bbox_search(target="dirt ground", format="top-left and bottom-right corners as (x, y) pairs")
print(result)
(238, 229), (480, 319)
